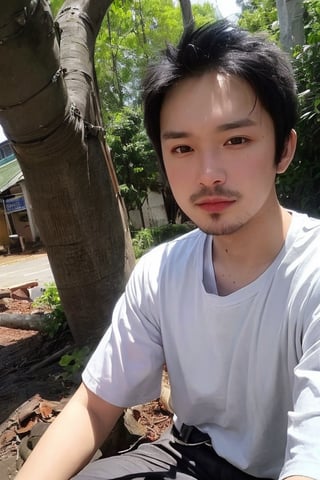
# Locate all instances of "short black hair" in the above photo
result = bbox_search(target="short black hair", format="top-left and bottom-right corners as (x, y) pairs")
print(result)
(142, 20), (298, 171)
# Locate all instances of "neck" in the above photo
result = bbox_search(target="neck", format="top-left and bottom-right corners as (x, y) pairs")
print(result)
(212, 203), (292, 295)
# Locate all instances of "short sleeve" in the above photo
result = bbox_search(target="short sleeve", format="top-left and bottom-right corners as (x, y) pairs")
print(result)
(82, 254), (165, 407)
(280, 302), (320, 479)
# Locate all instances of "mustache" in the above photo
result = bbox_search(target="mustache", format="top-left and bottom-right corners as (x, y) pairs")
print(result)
(190, 185), (241, 203)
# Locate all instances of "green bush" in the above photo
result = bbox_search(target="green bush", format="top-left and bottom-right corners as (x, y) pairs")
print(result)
(132, 223), (195, 258)
(276, 41), (320, 217)
(32, 282), (67, 338)
(59, 346), (91, 382)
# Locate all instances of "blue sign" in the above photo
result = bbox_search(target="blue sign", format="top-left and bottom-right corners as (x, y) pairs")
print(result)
(5, 195), (26, 213)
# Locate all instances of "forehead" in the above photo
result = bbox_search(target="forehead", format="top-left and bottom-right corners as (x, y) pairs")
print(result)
(160, 72), (265, 130)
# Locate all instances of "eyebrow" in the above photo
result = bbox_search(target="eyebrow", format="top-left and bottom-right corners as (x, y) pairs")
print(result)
(216, 118), (257, 131)
(161, 131), (191, 140)
(161, 118), (257, 140)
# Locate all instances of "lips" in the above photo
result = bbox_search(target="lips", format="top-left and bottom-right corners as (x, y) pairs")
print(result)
(195, 197), (235, 213)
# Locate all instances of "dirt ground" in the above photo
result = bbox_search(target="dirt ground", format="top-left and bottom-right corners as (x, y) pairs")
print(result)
(0, 297), (75, 479)
(0, 296), (173, 479)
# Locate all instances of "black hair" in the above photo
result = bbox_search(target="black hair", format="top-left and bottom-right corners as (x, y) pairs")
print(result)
(142, 20), (298, 171)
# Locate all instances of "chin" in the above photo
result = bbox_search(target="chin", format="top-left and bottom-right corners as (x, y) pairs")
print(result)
(197, 217), (246, 236)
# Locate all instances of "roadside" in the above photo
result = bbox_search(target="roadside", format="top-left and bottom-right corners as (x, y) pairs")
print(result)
(0, 241), (46, 262)
(0, 249), (54, 290)
(0, 250), (45, 266)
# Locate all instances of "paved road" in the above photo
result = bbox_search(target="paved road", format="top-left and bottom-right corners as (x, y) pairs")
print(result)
(0, 253), (54, 288)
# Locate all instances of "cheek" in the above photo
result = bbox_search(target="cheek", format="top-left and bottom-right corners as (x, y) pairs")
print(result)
(164, 159), (186, 183)
(235, 146), (276, 180)
(166, 165), (194, 194)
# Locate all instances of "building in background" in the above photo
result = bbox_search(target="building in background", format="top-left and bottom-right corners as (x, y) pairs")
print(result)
(128, 189), (168, 230)
(0, 140), (39, 251)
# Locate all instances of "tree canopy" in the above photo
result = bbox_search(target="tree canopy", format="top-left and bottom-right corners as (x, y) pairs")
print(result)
(238, 0), (320, 216)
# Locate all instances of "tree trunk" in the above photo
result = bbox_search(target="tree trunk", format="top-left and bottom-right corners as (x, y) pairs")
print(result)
(179, 0), (194, 30)
(0, 0), (135, 345)
(276, 0), (305, 51)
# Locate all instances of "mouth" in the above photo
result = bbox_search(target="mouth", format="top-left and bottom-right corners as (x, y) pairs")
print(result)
(195, 198), (236, 213)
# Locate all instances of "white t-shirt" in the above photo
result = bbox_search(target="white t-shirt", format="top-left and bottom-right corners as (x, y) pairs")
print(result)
(83, 211), (320, 479)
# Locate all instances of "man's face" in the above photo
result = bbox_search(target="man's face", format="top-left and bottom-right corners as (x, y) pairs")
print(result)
(160, 72), (291, 236)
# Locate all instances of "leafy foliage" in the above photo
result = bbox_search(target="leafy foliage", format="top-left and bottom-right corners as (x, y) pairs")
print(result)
(304, 0), (320, 44)
(95, 0), (216, 113)
(59, 346), (91, 381)
(132, 223), (195, 258)
(33, 280), (90, 381)
(33, 283), (67, 338)
(238, 0), (279, 41)
(49, 0), (64, 16)
(277, 41), (320, 216)
(275, 0), (320, 216)
(237, 0), (320, 216)
(107, 106), (159, 213)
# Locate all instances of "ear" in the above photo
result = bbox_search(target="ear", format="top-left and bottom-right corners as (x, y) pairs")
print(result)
(276, 129), (297, 174)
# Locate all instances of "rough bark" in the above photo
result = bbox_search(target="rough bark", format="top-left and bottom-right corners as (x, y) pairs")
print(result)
(0, 0), (135, 345)
(179, 0), (194, 30)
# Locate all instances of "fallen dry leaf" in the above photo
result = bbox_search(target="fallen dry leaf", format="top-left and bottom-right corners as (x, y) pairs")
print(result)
(15, 416), (37, 435)
(39, 402), (54, 420)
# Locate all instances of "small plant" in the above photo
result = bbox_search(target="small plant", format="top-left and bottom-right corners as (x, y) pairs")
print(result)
(32, 282), (60, 308)
(59, 346), (91, 381)
(132, 223), (195, 258)
(32, 283), (67, 338)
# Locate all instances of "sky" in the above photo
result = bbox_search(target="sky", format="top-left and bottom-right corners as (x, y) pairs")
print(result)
(0, 0), (240, 145)
(191, 0), (240, 19)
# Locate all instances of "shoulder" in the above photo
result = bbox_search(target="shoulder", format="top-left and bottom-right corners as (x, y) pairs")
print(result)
(289, 211), (320, 255)
(129, 227), (207, 290)
(140, 226), (205, 265)
(286, 211), (320, 320)
(286, 211), (320, 282)
(291, 210), (320, 235)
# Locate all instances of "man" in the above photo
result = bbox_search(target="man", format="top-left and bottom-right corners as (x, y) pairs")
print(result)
(16, 20), (320, 480)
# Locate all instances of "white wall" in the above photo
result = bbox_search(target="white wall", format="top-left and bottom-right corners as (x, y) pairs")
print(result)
(129, 190), (168, 229)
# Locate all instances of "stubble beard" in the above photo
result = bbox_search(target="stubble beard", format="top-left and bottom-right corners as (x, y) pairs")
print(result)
(197, 213), (248, 236)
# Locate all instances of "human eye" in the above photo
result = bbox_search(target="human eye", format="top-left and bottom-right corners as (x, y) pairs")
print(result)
(172, 145), (193, 154)
(225, 136), (249, 146)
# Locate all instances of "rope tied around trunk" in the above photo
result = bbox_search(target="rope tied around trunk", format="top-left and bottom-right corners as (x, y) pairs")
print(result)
(0, 67), (66, 112)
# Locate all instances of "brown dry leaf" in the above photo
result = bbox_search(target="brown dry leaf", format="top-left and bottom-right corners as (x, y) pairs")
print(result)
(39, 401), (54, 420)
(15, 416), (38, 435)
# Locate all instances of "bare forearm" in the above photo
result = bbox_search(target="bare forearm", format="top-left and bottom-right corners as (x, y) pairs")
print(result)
(15, 399), (98, 480)
(15, 383), (123, 480)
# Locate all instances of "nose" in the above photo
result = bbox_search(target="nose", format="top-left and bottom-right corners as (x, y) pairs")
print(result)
(198, 150), (226, 187)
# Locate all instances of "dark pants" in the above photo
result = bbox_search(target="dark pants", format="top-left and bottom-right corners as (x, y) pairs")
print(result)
(73, 428), (273, 480)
